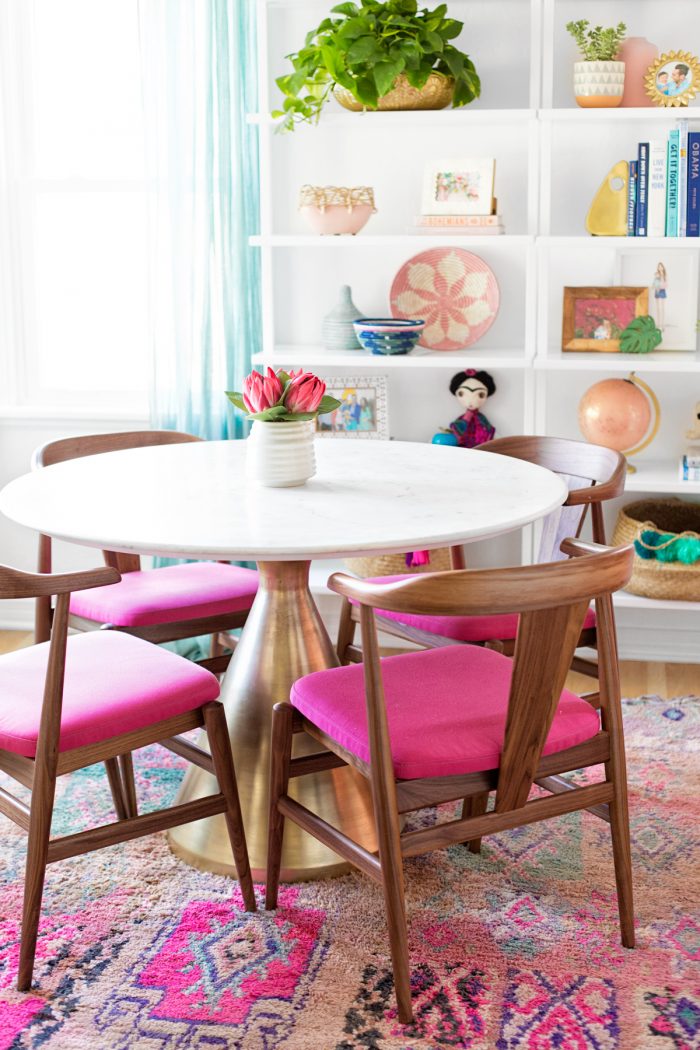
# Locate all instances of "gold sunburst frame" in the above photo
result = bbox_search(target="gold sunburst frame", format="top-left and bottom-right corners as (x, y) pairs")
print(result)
(644, 51), (700, 107)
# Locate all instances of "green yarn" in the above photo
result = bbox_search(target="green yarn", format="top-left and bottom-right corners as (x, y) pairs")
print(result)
(634, 528), (700, 564)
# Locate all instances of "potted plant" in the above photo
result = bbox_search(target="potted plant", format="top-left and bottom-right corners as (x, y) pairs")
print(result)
(274, 0), (480, 131)
(566, 19), (627, 108)
(227, 368), (341, 487)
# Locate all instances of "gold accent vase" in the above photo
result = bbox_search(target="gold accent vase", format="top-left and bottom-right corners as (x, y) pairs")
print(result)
(333, 72), (455, 112)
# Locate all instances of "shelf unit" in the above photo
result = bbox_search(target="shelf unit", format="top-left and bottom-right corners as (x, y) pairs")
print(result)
(253, 0), (700, 660)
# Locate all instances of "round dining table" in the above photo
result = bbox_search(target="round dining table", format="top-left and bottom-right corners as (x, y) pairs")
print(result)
(0, 438), (567, 882)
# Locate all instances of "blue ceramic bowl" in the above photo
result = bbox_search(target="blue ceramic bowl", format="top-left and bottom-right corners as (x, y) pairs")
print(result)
(353, 318), (425, 355)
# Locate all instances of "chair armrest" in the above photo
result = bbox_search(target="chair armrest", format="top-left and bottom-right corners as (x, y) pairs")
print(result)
(560, 538), (620, 558)
(0, 565), (120, 600)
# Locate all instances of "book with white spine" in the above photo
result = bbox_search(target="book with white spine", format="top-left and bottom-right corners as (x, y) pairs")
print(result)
(647, 140), (667, 238)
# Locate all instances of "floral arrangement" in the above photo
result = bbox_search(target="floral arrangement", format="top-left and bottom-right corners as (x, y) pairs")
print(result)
(226, 368), (341, 422)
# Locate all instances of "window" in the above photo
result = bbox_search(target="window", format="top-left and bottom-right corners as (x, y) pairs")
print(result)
(2, 0), (149, 413)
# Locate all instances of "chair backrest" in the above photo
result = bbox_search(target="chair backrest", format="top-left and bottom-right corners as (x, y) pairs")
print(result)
(32, 430), (200, 642)
(477, 436), (627, 562)
(328, 542), (633, 812)
(0, 563), (120, 764)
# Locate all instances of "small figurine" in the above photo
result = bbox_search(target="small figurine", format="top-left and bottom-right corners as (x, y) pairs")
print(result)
(433, 369), (496, 448)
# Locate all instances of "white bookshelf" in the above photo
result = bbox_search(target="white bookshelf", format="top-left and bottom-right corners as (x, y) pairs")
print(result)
(253, 0), (700, 659)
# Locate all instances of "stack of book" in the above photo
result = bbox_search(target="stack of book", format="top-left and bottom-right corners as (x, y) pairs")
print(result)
(627, 119), (700, 237)
(410, 212), (505, 236)
(679, 449), (700, 482)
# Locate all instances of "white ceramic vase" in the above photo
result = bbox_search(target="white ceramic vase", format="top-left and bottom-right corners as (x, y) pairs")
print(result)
(573, 61), (625, 108)
(246, 419), (316, 487)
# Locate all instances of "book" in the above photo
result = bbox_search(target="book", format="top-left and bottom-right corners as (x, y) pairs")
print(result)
(627, 160), (638, 237)
(636, 142), (649, 236)
(679, 455), (700, 482)
(687, 131), (700, 237)
(666, 128), (680, 237)
(414, 213), (502, 227)
(647, 140), (667, 238)
(678, 119), (689, 236)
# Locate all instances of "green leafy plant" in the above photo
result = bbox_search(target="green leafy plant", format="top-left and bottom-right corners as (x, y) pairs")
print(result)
(619, 315), (663, 354)
(565, 19), (626, 62)
(274, 0), (480, 131)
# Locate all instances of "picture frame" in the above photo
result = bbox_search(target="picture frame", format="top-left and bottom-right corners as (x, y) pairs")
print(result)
(614, 250), (699, 352)
(644, 51), (700, 108)
(421, 158), (495, 216)
(562, 286), (649, 352)
(315, 375), (389, 438)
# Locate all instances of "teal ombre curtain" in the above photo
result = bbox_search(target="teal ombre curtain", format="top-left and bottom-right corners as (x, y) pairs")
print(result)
(139, 0), (260, 439)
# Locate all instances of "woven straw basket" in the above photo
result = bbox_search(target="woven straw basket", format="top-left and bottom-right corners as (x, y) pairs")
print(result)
(611, 498), (700, 601)
(345, 547), (453, 578)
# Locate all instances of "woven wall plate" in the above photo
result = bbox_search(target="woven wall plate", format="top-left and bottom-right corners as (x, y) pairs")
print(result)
(390, 248), (500, 350)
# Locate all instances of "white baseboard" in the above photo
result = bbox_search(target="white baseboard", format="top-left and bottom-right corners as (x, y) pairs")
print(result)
(2, 597), (697, 665)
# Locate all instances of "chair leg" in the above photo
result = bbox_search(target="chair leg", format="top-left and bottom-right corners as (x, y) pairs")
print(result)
(203, 703), (256, 912)
(118, 753), (138, 818)
(609, 780), (635, 948)
(336, 599), (357, 665)
(104, 758), (128, 820)
(265, 703), (294, 910)
(18, 771), (57, 991)
(375, 797), (412, 1024)
(460, 791), (489, 854)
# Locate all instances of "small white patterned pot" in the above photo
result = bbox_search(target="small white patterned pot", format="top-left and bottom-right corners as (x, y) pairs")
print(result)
(574, 61), (625, 108)
(246, 419), (316, 488)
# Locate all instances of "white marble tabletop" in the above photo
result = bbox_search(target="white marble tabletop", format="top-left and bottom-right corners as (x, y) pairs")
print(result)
(0, 440), (568, 561)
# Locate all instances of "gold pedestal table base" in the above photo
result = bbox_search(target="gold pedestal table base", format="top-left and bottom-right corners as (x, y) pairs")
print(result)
(168, 561), (377, 881)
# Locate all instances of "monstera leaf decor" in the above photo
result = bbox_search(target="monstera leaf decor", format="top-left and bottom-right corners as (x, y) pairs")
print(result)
(619, 315), (662, 354)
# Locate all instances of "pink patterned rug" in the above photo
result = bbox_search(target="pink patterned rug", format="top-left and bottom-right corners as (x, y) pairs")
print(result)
(0, 696), (698, 1049)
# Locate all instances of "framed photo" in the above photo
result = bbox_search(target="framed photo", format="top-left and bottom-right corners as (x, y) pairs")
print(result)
(421, 158), (495, 216)
(644, 51), (700, 107)
(562, 286), (648, 352)
(316, 375), (389, 438)
(614, 250), (699, 352)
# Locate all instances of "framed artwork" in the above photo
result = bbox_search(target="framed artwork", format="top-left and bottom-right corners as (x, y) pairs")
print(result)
(614, 250), (699, 352)
(315, 375), (389, 438)
(421, 158), (495, 216)
(562, 286), (648, 352)
(644, 51), (700, 107)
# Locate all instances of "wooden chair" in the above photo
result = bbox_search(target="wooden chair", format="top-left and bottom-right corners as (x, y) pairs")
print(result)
(267, 541), (634, 1024)
(0, 562), (256, 992)
(34, 431), (258, 676)
(337, 436), (627, 682)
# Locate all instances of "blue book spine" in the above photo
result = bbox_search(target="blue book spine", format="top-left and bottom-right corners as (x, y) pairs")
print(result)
(636, 142), (649, 236)
(678, 119), (689, 236)
(687, 132), (700, 237)
(666, 129), (680, 236)
(627, 161), (638, 236)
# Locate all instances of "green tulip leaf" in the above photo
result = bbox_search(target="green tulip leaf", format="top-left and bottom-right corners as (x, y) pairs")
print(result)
(619, 315), (663, 354)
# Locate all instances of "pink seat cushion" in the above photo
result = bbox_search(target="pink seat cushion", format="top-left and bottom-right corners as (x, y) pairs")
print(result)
(291, 645), (600, 780)
(0, 631), (220, 757)
(69, 562), (258, 627)
(355, 574), (596, 642)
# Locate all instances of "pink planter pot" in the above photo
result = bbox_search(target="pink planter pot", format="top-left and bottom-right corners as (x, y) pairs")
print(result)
(300, 203), (374, 236)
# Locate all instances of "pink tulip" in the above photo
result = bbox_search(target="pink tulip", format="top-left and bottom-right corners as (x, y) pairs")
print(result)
(242, 368), (284, 414)
(284, 372), (326, 414)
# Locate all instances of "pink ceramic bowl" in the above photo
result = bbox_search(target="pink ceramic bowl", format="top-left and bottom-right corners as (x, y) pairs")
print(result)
(300, 203), (374, 236)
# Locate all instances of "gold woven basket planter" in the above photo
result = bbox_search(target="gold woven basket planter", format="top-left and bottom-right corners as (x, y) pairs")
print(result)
(611, 498), (700, 601)
(345, 547), (453, 579)
(333, 72), (455, 112)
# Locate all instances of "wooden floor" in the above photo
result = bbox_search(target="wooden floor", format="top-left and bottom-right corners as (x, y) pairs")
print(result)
(1, 631), (698, 698)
